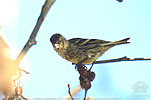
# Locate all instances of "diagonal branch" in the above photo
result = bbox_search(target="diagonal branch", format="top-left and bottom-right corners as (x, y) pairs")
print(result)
(2, 0), (56, 99)
(94, 56), (151, 64)
(15, 0), (56, 65)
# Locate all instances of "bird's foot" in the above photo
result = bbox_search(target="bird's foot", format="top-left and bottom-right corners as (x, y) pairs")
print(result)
(75, 63), (87, 70)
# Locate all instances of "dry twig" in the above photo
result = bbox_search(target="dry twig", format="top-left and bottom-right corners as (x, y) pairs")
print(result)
(15, 0), (56, 65)
(94, 56), (151, 64)
(67, 84), (74, 100)
(63, 85), (82, 100)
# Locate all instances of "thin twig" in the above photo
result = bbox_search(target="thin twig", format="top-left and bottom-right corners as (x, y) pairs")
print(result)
(94, 56), (151, 64)
(18, 67), (30, 74)
(68, 84), (74, 100)
(72, 56), (151, 65)
(63, 85), (82, 100)
(84, 89), (87, 100)
(15, 0), (56, 66)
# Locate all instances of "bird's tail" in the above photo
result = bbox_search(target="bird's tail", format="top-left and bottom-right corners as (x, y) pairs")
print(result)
(104, 37), (130, 47)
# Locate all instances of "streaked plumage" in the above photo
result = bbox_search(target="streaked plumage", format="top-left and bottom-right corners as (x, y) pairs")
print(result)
(50, 33), (130, 64)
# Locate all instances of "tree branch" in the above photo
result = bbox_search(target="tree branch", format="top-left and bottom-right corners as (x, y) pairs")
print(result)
(2, 0), (56, 99)
(67, 84), (74, 100)
(94, 56), (151, 64)
(69, 56), (151, 100)
(15, 0), (56, 65)
(63, 85), (82, 100)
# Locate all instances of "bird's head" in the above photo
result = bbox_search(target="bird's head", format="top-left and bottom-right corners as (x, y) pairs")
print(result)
(50, 33), (68, 50)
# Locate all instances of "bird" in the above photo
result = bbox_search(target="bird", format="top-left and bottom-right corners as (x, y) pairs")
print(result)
(50, 33), (130, 65)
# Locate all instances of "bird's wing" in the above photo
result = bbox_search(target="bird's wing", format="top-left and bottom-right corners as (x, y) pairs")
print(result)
(68, 38), (111, 46)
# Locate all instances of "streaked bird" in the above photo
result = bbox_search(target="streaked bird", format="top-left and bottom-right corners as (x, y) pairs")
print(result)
(50, 33), (130, 65)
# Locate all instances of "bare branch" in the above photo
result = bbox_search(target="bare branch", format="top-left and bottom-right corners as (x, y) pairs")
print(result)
(67, 56), (150, 99)
(15, 0), (56, 65)
(84, 89), (87, 100)
(68, 84), (74, 100)
(94, 56), (151, 64)
(63, 85), (82, 100)
(0, 0), (56, 99)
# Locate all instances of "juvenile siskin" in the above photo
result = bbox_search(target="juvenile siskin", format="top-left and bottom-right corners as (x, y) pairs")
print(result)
(50, 33), (130, 64)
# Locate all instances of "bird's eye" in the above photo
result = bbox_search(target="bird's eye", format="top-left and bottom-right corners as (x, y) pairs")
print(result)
(58, 40), (63, 44)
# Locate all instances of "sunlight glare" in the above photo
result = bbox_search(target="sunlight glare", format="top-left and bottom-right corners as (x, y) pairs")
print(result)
(0, 0), (20, 25)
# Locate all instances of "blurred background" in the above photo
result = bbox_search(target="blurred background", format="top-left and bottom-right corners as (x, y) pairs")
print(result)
(0, 0), (151, 99)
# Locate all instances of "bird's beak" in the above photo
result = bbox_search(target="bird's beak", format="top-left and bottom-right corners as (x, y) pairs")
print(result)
(53, 44), (59, 50)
